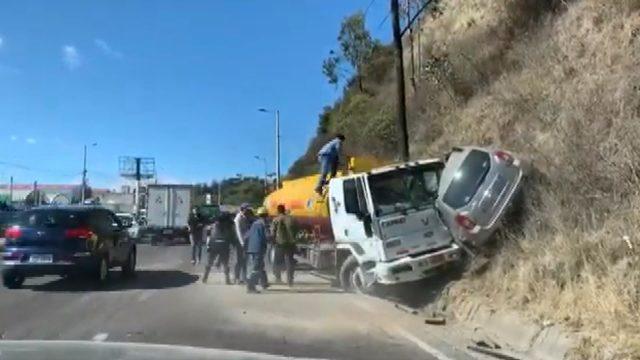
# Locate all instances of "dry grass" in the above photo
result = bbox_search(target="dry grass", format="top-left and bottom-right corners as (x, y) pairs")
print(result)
(410, 0), (640, 357)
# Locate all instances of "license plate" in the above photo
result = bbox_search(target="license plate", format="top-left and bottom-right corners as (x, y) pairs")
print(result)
(162, 229), (173, 235)
(29, 254), (53, 264)
(429, 254), (445, 266)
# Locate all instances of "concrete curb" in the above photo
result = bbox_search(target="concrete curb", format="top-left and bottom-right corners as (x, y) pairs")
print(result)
(451, 298), (575, 360)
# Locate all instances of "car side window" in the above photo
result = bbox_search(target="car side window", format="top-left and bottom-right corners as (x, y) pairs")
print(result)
(343, 179), (359, 215)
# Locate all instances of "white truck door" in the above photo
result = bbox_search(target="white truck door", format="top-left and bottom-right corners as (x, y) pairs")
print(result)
(147, 187), (167, 228)
(172, 187), (191, 228)
(328, 176), (377, 261)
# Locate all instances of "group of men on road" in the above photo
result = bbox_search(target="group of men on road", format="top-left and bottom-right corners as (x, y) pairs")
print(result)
(186, 133), (346, 294)
(187, 203), (298, 294)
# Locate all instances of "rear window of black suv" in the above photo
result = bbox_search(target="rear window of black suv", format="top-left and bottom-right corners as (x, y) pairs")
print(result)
(17, 209), (87, 228)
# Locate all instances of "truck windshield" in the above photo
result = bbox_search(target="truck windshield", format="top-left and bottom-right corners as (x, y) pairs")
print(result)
(369, 166), (440, 217)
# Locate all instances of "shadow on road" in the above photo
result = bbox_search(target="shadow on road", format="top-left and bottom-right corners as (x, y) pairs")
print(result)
(371, 265), (465, 309)
(23, 270), (199, 292)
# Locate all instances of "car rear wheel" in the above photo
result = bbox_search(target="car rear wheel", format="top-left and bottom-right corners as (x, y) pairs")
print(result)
(96, 256), (110, 284)
(339, 255), (365, 293)
(2, 271), (25, 289)
(122, 250), (136, 278)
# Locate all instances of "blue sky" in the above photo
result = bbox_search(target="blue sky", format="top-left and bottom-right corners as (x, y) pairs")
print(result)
(0, 1), (392, 189)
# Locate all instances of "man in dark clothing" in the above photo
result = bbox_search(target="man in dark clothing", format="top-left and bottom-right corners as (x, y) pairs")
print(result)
(315, 134), (345, 195)
(233, 203), (253, 284)
(188, 208), (205, 265)
(271, 204), (297, 286)
(244, 207), (270, 293)
(202, 213), (234, 284)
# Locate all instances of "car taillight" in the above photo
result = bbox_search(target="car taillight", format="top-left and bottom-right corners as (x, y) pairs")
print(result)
(2, 251), (22, 261)
(4, 226), (21, 239)
(65, 227), (94, 239)
(494, 150), (514, 165)
(455, 213), (476, 231)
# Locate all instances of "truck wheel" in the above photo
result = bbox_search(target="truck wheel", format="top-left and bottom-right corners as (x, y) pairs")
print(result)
(2, 271), (25, 289)
(339, 255), (365, 293)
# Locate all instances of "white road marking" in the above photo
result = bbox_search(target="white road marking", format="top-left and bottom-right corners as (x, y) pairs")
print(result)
(92, 333), (109, 342)
(351, 299), (453, 359)
(78, 294), (93, 303)
(393, 327), (453, 360)
(137, 290), (157, 302)
(350, 298), (377, 313)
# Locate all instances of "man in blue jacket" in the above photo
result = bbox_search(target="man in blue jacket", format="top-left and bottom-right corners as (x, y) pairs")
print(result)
(244, 207), (270, 293)
(315, 134), (346, 195)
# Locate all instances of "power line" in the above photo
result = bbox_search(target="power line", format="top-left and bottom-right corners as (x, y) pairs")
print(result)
(364, 0), (376, 16)
(377, 11), (390, 29)
(0, 161), (78, 177)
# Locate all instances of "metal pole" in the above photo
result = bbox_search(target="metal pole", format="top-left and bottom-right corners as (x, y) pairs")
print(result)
(275, 110), (281, 189)
(391, 0), (410, 161)
(81, 144), (87, 203)
(217, 180), (222, 206)
(135, 157), (141, 218)
(33, 181), (38, 206)
(9, 176), (13, 204)
(263, 159), (268, 194)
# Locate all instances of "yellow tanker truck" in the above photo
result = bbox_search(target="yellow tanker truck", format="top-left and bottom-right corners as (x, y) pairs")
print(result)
(263, 156), (461, 292)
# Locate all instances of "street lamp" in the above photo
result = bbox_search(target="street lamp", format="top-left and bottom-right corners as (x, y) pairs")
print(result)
(254, 155), (268, 194)
(258, 108), (281, 189)
(81, 142), (98, 203)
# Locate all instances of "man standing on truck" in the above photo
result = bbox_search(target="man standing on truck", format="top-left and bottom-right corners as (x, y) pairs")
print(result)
(271, 204), (297, 286)
(315, 133), (346, 195)
(233, 203), (252, 284)
(245, 207), (270, 294)
(202, 213), (234, 285)
(188, 208), (205, 265)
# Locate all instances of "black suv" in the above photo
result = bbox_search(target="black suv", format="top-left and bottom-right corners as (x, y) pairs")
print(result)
(1, 206), (137, 289)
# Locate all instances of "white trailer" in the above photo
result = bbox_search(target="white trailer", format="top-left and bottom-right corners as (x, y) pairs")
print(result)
(145, 184), (192, 244)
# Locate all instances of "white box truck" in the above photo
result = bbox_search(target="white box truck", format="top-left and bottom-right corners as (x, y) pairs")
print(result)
(145, 184), (193, 245)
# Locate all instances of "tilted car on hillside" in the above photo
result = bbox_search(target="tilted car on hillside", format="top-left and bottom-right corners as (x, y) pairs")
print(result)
(438, 146), (524, 247)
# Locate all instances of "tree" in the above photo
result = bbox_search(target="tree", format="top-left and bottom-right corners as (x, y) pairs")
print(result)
(25, 190), (48, 207)
(322, 11), (376, 92)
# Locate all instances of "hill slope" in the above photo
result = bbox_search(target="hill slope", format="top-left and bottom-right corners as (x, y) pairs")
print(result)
(293, 0), (640, 357)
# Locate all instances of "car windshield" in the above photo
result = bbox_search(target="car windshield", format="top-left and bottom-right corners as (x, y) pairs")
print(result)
(16, 210), (85, 228)
(369, 165), (440, 216)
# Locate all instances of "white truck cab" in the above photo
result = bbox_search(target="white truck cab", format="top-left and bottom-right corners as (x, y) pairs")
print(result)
(328, 159), (461, 290)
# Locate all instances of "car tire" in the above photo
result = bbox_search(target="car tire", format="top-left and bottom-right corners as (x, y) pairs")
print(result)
(122, 249), (136, 278)
(2, 271), (25, 289)
(95, 256), (111, 285)
(339, 255), (365, 293)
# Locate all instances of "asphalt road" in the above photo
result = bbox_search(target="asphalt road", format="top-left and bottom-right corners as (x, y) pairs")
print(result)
(0, 244), (469, 360)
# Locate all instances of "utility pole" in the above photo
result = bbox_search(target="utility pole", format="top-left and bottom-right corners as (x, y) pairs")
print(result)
(134, 157), (141, 218)
(217, 180), (222, 206)
(391, 0), (410, 161)
(33, 181), (38, 206)
(9, 176), (13, 204)
(81, 144), (87, 203)
(254, 156), (268, 195)
(275, 110), (281, 188)
(81, 143), (97, 204)
(258, 108), (282, 189)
